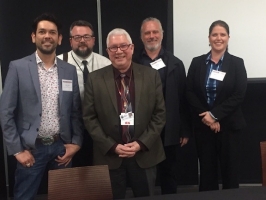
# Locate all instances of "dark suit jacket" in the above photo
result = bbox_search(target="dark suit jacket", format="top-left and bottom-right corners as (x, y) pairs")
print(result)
(186, 51), (247, 131)
(83, 62), (166, 169)
(134, 49), (191, 146)
(0, 53), (83, 155)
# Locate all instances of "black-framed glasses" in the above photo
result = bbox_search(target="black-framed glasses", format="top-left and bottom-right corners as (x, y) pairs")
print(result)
(107, 44), (132, 52)
(71, 35), (94, 42)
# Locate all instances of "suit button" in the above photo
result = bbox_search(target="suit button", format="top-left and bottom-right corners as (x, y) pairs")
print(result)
(36, 128), (39, 131)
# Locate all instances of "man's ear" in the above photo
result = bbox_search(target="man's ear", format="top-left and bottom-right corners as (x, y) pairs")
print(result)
(31, 32), (36, 43)
(58, 34), (63, 46)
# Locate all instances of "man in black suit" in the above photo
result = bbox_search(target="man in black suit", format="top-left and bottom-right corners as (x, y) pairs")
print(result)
(134, 17), (191, 194)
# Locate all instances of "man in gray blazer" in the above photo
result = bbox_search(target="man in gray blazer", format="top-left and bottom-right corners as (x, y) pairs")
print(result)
(0, 13), (83, 200)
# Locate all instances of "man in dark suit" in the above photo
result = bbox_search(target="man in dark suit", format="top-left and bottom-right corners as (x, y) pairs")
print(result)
(0, 13), (83, 200)
(83, 28), (166, 199)
(133, 17), (191, 194)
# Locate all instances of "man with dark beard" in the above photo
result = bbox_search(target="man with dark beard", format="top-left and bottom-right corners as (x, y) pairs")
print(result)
(0, 13), (83, 199)
(58, 20), (110, 167)
(58, 20), (111, 101)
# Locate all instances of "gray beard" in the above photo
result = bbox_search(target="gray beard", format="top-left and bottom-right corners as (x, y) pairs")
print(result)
(145, 42), (161, 52)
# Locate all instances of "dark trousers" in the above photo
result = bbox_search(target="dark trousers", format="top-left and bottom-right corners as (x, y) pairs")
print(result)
(195, 128), (241, 191)
(109, 157), (156, 199)
(72, 129), (93, 167)
(158, 145), (178, 194)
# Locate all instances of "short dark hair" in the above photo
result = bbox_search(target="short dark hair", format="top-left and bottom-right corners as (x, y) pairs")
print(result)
(69, 20), (94, 36)
(209, 20), (229, 36)
(32, 13), (62, 34)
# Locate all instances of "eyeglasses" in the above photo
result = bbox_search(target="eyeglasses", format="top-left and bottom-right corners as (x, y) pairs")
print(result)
(107, 44), (132, 52)
(71, 35), (94, 42)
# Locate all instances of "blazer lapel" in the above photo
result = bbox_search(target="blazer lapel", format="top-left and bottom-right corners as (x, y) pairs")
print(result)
(57, 61), (65, 109)
(216, 52), (230, 96)
(28, 54), (41, 103)
(103, 66), (118, 114)
(133, 64), (143, 113)
(163, 53), (175, 76)
(200, 54), (208, 102)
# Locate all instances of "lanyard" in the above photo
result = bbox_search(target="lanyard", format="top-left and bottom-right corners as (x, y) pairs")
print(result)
(70, 51), (94, 72)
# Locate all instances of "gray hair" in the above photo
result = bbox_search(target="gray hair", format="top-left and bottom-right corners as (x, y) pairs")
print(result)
(140, 17), (164, 34)
(106, 28), (132, 46)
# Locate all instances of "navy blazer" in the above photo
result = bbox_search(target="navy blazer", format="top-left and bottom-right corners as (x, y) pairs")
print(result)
(0, 53), (83, 155)
(186, 51), (247, 131)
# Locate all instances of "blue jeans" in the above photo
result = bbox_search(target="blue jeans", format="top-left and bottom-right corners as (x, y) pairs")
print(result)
(13, 138), (70, 200)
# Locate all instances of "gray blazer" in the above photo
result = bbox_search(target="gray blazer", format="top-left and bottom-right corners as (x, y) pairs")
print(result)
(0, 53), (83, 155)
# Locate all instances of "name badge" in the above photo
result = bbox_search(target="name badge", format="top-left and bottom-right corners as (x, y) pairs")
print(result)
(150, 58), (166, 70)
(62, 79), (73, 91)
(120, 112), (134, 125)
(209, 70), (226, 81)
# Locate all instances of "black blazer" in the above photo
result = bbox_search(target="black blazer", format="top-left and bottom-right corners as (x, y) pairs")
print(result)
(186, 51), (247, 131)
(134, 50), (191, 146)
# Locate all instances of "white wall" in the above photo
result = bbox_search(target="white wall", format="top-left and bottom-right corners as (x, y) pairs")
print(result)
(173, 0), (266, 78)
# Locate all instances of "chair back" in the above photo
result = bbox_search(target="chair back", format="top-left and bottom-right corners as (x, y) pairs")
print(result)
(260, 141), (266, 186)
(48, 165), (112, 200)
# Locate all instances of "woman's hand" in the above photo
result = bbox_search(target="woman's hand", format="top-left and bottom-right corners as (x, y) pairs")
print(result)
(199, 111), (216, 126)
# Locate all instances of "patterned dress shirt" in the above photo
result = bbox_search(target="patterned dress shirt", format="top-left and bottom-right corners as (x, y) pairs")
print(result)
(36, 52), (60, 137)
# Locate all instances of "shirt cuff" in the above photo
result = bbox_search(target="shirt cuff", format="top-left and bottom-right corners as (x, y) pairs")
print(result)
(135, 140), (148, 151)
(108, 143), (118, 154)
(209, 111), (218, 121)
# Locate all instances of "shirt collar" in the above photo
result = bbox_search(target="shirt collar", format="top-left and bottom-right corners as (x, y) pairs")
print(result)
(71, 50), (93, 65)
(35, 51), (57, 67)
(113, 64), (132, 79)
(141, 47), (164, 59)
(205, 53), (224, 65)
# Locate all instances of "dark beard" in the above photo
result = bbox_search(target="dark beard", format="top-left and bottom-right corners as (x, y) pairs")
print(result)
(74, 47), (92, 58)
(37, 46), (56, 55)
(37, 39), (57, 55)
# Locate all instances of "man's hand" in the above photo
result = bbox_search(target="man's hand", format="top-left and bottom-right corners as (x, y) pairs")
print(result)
(15, 150), (35, 167)
(115, 143), (138, 158)
(180, 137), (189, 147)
(210, 122), (220, 133)
(55, 144), (80, 166)
(124, 141), (141, 152)
(199, 111), (216, 126)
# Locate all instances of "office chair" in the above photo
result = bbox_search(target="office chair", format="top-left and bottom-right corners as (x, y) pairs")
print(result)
(260, 141), (266, 186)
(48, 165), (113, 200)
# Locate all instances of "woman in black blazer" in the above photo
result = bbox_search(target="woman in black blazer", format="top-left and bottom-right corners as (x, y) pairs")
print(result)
(186, 20), (247, 191)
